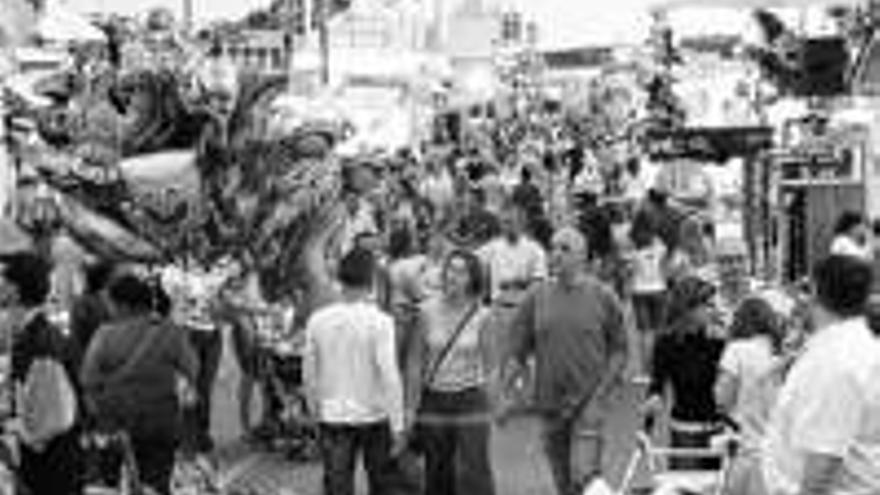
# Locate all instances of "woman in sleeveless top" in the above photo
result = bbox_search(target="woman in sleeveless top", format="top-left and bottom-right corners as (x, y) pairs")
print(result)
(410, 249), (496, 495)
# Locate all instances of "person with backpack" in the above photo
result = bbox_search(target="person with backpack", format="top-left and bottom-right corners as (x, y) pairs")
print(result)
(81, 274), (198, 495)
(4, 251), (83, 495)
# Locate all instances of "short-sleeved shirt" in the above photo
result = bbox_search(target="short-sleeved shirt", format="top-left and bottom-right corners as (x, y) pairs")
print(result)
(632, 238), (667, 294)
(763, 318), (880, 495)
(477, 237), (548, 304)
(719, 336), (780, 453)
(510, 277), (627, 411)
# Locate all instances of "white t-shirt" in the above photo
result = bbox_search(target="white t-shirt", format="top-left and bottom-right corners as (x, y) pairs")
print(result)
(762, 318), (880, 495)
(162, 263), (229, 332)
(303, 301), (404, 433)
(338, 200), (378, 256)
(719, 336), (781, 453)
(830, 235), (872, 261)
(632, 238), (667, 294)
(420, 172), (455, 214)
(477, 236), (548, 304)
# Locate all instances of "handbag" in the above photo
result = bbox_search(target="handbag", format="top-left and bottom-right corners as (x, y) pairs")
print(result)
(18, 312), (78, 452)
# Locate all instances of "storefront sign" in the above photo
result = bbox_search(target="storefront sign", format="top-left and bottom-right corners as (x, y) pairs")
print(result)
(646, 126), (773, 162)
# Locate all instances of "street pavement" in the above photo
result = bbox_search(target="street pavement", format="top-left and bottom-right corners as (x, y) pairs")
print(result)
(207, 314), (656, 494)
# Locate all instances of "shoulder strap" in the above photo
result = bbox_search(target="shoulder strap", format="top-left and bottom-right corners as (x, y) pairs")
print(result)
(424, 303), (480, 387)
(102, 318), (167, 386)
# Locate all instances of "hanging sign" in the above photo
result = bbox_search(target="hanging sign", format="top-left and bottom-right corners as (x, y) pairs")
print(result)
(646, 126), (773, 162)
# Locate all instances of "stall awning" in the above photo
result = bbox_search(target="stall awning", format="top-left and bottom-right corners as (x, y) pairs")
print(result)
(38, 6), (105, 43)
(0, 218), (33, 255)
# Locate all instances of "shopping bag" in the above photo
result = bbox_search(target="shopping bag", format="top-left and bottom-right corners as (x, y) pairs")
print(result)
(20, 357), (77, 451)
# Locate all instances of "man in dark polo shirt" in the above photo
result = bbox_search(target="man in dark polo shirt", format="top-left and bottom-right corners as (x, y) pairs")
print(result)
(506, 227), (628, 495)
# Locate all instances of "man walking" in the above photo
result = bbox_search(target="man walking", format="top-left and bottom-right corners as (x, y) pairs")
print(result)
(478, 204), (547, 408)
(303, 248), (406, 495)
(763, 255), (880, 495)
(506, 227), (628, 495)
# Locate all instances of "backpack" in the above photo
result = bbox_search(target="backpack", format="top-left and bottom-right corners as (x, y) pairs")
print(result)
(20, 356), (78, 452)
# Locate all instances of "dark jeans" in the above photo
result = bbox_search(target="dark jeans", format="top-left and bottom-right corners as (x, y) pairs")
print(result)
(185, 328), (222, 453)
(94, 433), (178, 495)
(541, 410), (604, 495)
(131, 434), (177, 495)
(319, 421), (395, 495)
(20, 430), (83, 495)
(419, 387), (495, 495)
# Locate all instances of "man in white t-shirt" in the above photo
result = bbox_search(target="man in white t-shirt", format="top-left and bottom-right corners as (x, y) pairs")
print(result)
(477, 205), (548, 408)
(303, 249), (405, 495)
(763, 255), (880, 495)
(161, 258), (232, 453)
(477, 206), (548, 307)
(419, 159), (455, 223)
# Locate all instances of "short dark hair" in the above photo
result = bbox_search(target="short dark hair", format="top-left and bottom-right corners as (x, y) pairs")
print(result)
(338, 248), (376, 289)
(834, 211), (864, 235)
(108, 274), (155, 314)
(84, 260), (118, 294)
(443, 249), (484, 297)
(813, 255), (873, 317)
(729, 297), (784, 353)
(0, 252), (52, 307)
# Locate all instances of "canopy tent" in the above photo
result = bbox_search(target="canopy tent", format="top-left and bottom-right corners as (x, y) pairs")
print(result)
(38, 5), (105, 43)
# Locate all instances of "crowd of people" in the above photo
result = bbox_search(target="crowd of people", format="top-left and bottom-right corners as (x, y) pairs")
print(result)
(2, 125), (880, 495)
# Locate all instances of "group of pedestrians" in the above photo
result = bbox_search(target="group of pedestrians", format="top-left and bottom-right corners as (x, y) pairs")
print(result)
(6, 123), (880, 495)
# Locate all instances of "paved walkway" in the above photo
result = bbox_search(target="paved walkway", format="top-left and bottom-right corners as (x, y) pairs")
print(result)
(212, 386), (653, 495)
(207, 304), (657, 494)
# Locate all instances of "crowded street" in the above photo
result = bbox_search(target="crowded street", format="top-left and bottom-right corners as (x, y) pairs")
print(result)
(4, 0), (880, 495)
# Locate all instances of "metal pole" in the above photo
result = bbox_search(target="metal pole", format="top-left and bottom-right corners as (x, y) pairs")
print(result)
(319, 0), (329, 86)
(182, 0), (193, 34)
(287, 0), (297, 94)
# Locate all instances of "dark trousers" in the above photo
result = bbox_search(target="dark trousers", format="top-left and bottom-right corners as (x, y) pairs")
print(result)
(541, 411), (604, 495)
(419, 387), (495, 495)
(185, 328), (222, 453)
(95, 433), (178, 495)
(319, 421), (395, 495)
(131, 434), (177, 495)
(19, 430), (83, 495)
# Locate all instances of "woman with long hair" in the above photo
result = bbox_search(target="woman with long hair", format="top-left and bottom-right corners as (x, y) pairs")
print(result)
(409, 249), (496, 495)
(715, 296), (786, 495)
(643, 275), (725, 470)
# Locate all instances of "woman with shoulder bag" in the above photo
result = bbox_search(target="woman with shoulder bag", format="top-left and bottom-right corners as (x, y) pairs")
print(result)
(409, 249), (497, 495)
(81, 274), (198, 495)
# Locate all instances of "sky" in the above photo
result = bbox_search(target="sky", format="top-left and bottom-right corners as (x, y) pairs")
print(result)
(57, 0), (827, 48)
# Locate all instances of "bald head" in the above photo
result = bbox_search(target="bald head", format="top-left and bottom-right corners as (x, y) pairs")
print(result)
(552, 227), (587, 256)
